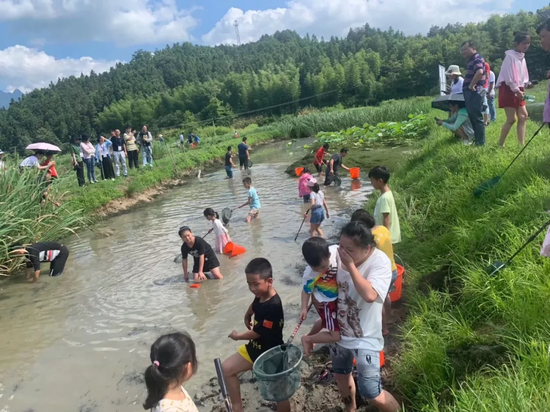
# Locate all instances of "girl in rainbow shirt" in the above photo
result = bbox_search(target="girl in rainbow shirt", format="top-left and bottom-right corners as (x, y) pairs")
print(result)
(299, 237), (340, 356)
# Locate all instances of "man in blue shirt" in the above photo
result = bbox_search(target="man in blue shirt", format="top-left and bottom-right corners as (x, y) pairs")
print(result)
(237, 137), (251, 170)
(461, 40), (487, 146)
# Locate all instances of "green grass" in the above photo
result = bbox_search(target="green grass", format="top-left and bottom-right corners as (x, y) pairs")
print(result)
(363, 81), (550, 411)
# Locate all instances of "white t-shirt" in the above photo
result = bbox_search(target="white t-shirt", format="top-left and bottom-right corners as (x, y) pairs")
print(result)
(488, 71), (496, 96)
(212, 218), (228, 236)
(450, 77), (464, 94)
(152, 387), (199, 412)
(310, 191), (325, 209)
(302, 245), (339, 303)
(20, 155), (39, 168)
(336, 248), (391, 352)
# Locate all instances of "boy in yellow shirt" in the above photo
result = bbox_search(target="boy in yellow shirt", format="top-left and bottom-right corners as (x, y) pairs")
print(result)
(351, 209), (397, 337)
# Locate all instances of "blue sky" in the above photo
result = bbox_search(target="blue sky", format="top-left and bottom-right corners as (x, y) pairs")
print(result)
(0, 0), (547, 92)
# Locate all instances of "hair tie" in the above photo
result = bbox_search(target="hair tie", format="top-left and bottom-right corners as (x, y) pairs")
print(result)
(153, 360), (160, 367)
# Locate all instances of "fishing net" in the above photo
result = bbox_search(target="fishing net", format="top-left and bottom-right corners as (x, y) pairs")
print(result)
(253, 344), (303, 402)
(221, 208), (232, 225)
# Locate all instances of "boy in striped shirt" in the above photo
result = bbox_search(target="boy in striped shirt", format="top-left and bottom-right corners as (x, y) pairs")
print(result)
(300, 237), (340, 356)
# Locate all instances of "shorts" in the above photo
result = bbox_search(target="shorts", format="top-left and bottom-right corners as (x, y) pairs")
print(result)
(192, 255), (220, 274)
(302, 194), (311, 203)
(310, 207), (325, 224)
(239, 156), (248, 169)
(248, 209), (260, 218)
(330, 344), (382, 399)
(388, 269), (398, 294)
(499, 84), (526, 109)
(238, 344), (253, 364)
(315, 301), (339, 331)
(314, 163), (323, 173)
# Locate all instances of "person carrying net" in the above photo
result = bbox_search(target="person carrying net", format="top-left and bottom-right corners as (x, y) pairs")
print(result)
(221, 258), (290, 412)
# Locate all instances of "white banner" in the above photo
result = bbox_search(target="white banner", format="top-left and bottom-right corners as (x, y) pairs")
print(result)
(439, 65), (447, 95)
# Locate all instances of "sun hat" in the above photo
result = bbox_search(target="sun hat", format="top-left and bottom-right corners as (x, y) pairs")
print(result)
(446, 65), (462, 76)
(307, 177), (317, 187)
(0, 150), (4, 155)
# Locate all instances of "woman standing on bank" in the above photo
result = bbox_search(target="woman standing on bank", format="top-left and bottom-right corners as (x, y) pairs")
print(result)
(496, 32), (531, 147)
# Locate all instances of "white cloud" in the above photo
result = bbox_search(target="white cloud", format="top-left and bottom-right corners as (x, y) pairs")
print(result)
(0, 0), (198, 46)
(202, 0), (514, 45)
(0, 45), (120, 92)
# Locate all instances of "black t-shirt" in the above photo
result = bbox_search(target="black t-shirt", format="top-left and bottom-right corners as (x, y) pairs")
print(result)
(181, 237), (218, 270)
(139, 132), (151, 147)
(110, 136), (125, 152)
(225, 152), (232, 166)
(246, 293), (284, 362)
(25, 242), (63, 270)
(238, 143), (249, 158)
(330, 154), (342, 173)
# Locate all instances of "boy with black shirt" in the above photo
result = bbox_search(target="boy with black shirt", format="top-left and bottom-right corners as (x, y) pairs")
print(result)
(225, 146), (235, 179)
(324, 148), (350, 186)
(10, 242), (70, 282)
(222, 258), (289, 412)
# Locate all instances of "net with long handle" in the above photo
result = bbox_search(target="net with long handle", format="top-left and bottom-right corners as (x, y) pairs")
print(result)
(221, 208), (233, 225)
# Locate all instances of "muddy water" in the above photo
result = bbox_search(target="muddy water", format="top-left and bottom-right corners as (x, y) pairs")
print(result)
(0, 140), (380, 412)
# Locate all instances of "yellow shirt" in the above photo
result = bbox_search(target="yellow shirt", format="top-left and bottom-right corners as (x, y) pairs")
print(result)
(371, 225), (397, 272)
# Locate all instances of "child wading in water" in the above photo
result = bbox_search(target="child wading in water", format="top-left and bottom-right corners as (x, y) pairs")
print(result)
(222, 258), (290, 412)
(298, 167), (313, 203)
(203, 208), (231, 253)
(307, 179), (330, 237)
(143, 332), (199, 412)
(300, 237), (340, 356)
(238, 177), (261, 223)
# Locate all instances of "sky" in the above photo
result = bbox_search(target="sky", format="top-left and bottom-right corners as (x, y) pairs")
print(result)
(0, 0), (547, 93)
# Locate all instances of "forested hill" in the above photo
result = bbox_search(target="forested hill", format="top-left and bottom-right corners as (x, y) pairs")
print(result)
(0, 8), (548, 152)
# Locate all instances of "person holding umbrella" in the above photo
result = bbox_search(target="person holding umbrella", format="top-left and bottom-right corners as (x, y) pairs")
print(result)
(436, 98), (475, 144)
(95, 135), (115, 181)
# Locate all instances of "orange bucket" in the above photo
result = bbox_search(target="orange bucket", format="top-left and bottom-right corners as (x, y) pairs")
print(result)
(389, 264), (405, 303)
(223, 242), (234, 255)
(349, 167), (360, 180)
(192, 143), (197, 148)
(353, 351), (385, 367)
(230, 243), (247, 258)
(295, 167), (304, 177)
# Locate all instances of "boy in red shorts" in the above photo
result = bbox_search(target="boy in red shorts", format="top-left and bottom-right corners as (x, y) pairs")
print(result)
(300, 237), (340, 355)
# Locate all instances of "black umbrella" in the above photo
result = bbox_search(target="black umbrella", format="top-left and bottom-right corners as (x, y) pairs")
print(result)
(431, 93), (465, 112)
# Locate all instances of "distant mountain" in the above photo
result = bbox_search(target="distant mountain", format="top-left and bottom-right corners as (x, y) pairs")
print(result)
(0, 89), (23, 109)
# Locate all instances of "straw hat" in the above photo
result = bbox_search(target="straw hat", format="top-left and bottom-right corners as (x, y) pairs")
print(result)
(446, 65), (461, 76)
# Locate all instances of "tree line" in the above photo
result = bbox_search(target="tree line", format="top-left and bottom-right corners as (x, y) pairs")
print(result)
(0, 7), (549, 153)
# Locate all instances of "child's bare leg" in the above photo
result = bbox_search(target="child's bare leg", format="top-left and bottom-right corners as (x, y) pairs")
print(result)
(302, 331), (340, 356)
(246, 214), (252, 223)
(210, 267), (223, 279)
(222, 353), (252, 412)
(317, 226), (325, 238)
(276, 400), (291, 412)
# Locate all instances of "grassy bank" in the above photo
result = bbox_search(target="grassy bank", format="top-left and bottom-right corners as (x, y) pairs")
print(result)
(364, 96), (550, 409)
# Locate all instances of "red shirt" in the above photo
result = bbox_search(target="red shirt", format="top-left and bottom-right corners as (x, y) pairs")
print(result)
(314, 147), (326, 165)
(42, 160), (58, 178)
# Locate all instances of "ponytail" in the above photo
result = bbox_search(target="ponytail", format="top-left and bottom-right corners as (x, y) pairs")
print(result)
(143, 332), (198, 410)
(203, 208), (219, 219)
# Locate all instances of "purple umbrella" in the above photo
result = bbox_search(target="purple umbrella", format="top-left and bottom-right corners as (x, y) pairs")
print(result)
(26, 142), (61, 152)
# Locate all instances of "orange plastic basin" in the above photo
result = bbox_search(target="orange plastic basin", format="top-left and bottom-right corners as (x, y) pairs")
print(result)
(349, 167), (360, 180)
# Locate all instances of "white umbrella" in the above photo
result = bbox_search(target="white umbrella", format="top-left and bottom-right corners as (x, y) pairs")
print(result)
(25, 142), (62, 152)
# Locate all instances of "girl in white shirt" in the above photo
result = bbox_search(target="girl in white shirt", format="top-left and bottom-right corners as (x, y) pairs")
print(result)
(203, 208), (231, 253)
(144, 332), (199, 412)
(306, 179), (330, 238)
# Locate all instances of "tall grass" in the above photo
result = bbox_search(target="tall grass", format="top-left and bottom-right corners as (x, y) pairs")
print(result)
(368, 83), (550, 411)
(0, 168), (88, 274)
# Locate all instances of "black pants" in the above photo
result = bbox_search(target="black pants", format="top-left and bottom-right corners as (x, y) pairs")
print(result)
(324, 170), (339, 186)
(127, 150), (139, 169)
(463, 88), (486, 146)
(239, 156), (248, 169)
(75, 161), (85, 187)
(49, 246), (69, 277)
(99, 156), (115, 180)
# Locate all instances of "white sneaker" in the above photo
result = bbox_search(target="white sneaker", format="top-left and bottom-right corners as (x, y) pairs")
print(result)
(111, 178), (115, 181)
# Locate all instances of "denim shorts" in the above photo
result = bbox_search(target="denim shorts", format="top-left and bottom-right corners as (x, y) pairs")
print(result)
(310, 207), (325, 224)
(330, 344), (381, 399)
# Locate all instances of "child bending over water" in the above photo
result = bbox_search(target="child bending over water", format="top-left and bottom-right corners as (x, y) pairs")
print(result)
(143, 332), (199, 412)
(300, 237), (340, 356)
(203, 208), (231, 253)
(222, 258), (290, 412)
